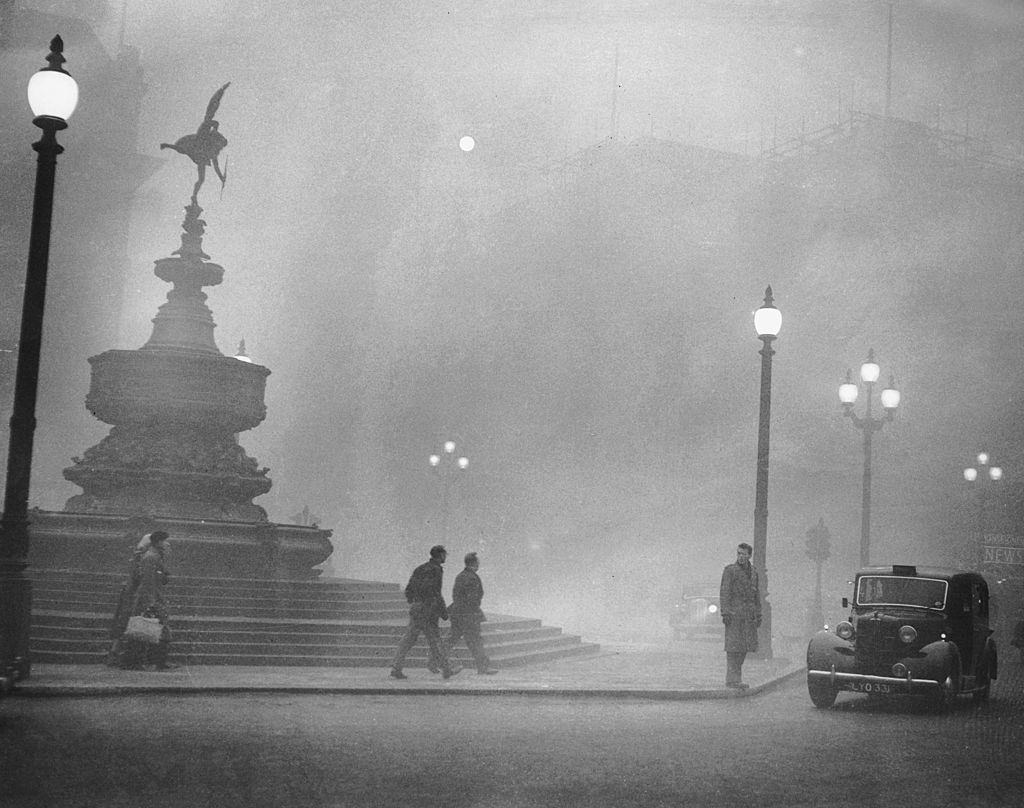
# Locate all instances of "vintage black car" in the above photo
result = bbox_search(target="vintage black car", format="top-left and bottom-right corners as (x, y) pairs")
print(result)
(669, 593), (721, 641)
(806, 565), (998, 708)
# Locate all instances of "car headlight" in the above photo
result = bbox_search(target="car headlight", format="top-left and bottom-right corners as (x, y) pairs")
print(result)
(898, 625), (917, 644)
(836, 621), (855, 640)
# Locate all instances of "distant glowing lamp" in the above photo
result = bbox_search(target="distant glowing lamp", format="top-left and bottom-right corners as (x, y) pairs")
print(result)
(234, 340), (253, 363)
(753, 289), (782, 338)
(839, 370), (858, 406)
(880, 376), (900, 410)
(860, 352), (880, 384)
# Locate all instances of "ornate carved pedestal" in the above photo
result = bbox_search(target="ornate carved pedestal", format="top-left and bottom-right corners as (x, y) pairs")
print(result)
(40, 203), (332, 578)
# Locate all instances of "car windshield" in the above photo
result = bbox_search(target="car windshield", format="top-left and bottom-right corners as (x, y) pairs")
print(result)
(856, 576), (947, 609)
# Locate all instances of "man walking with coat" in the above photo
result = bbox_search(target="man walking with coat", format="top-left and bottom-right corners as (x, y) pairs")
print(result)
(719, 542), (761, 689)
(390, 545), (460, 680)
(448, 552), (498, 675)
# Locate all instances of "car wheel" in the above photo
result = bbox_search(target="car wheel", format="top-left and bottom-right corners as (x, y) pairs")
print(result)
(973, 669), (990, 703)
(807, 676), (837, 708)
(974, 648), (995, 703)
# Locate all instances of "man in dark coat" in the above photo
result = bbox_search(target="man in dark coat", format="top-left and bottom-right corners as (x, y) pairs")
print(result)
(390, 545), (461, 680)
(719, 542), (761, 688)
(448, 552), (498, 675)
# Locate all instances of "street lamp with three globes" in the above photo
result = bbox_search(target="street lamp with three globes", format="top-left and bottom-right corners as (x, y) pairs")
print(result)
(839, 349), (900, 568)
(429, 440), (469, 548)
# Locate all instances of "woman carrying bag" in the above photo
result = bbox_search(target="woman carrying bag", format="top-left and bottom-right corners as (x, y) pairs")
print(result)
(119, 531), (175, 670)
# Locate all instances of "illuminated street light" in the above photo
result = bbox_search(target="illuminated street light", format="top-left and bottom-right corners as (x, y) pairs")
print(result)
(234, 339), (253, 363)
(839, 349), (900, 567)
(0, 36), (79, 688)
(752, 286), (781, 659)
(963, 452), (1003, 566)
(429, 440), (469, 546)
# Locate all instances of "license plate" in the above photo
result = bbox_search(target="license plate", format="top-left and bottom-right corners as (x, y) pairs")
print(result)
(846, 680), (892, 695)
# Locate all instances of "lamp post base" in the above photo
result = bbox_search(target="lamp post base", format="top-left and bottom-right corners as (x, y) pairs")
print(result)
(0, 567), (32, 686)
(750, 600), (773, 660)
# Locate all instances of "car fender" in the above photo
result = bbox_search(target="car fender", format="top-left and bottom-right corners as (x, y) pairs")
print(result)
(914, 640), (960, 681)
(806, 630), (855, 674)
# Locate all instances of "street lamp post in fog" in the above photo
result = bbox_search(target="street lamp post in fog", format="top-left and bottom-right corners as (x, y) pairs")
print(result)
(0, 36), (79, 687)
(963, 452), (1003, 566)
(804, 518), (832, 635)
(839, 349), (900, 568)
(752, 286), (781, 660)
(428, 440), (469, 548)
(884, 1), (895, 119)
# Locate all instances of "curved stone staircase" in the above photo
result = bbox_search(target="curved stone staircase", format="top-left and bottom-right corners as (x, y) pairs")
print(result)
(28, 569), (600, 669)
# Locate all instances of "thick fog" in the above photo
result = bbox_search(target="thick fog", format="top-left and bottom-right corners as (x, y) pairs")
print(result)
(9, 0), (1024, 641)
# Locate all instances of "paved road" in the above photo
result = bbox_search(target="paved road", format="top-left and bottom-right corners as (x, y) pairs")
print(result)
(2, 657), (1023, 807)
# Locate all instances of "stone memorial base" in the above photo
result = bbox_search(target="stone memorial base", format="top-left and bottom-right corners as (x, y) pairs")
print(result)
(27, 510), (332, 580)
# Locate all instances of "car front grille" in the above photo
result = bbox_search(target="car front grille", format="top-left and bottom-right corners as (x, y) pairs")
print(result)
(854, 616), (902, 671)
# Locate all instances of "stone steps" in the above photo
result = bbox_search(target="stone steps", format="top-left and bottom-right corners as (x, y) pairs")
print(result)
(27, 569), (600, 668)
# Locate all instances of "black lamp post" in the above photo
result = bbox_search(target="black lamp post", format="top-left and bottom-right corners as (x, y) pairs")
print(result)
(963, 452), (1003, 567)
(839, 349), (900, 568)
(0, 36), (78, 688)
(752, 286), (781, 659)
(428, 440), (468, 548)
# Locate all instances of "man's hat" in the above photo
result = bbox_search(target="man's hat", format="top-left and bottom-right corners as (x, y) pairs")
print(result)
(429, 545), (447, 558)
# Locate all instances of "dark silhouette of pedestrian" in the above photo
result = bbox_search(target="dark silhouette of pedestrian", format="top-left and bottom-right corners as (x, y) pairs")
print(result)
(719, 542), (761, 688)
(448, 552), (498, 675)
(106, 533), (152, 667)
(118, 531), (175, 670)
(390, 545), (461, 680)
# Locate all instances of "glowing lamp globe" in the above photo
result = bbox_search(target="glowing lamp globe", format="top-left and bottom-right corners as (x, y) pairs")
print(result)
(860, 359), (880, 384)
(880, 385), (900, 411)
(839, 370), (858, 405)
(27, 37), (78, 122)
(753, 287), (781, 338)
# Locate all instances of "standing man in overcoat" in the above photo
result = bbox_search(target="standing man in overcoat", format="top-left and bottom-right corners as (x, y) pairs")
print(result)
(719, 542), (761, 689)
(448, 552), (498, 675)
(390, 545), (461, 680)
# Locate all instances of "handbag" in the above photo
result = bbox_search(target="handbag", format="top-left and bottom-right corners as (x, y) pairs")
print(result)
(123, 615), (163, 645)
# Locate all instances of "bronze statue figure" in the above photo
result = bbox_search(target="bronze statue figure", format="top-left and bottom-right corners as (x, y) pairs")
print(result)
(160, 82), (231, 203)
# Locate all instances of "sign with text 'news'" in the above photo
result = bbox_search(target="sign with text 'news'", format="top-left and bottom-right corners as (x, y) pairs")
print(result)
(983, 545), (1024, 566)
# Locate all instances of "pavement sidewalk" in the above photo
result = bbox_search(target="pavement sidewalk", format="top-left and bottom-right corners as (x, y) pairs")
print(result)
(12, 640), (805, 700)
